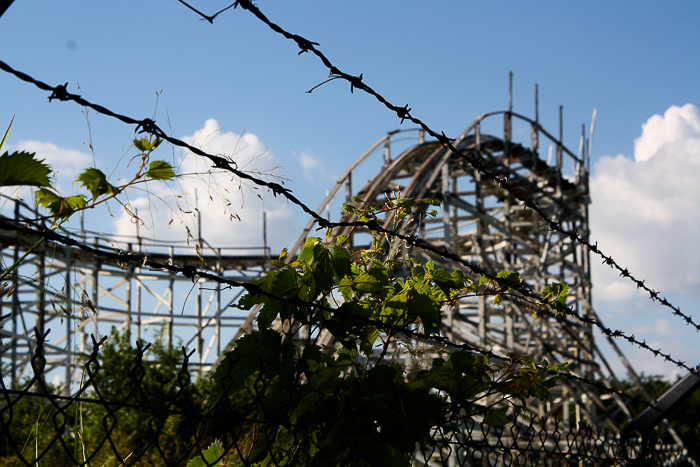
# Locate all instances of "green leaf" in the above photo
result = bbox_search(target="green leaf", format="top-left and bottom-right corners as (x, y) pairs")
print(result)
(269, 259), (288, 269)
(449, 351), (478, 375)
(187, 439), (223, 467)
(547, 362), (568, 374)
(237, 267), (299, 326)
(540, 282), (569, 315)
(325, 242), (352, 278)
(145, 160), (176, 180)
(425, 261), (462, 297)
(256, 300), (281, 328)
(298, 237), (320, 265)
(520, 355), (537, 370)
(341, 301), (372, 319)
(35, 189), (86, 220)
(451, 269), (466, 284)
(393, 198), (415, 209)
(353, 272), (385, 293)
(496, 271), (523, 290)
(483, 407), (511, 427)
(300, 239), (352, 295)
(411, 291), (442, 334)
(341, 203), (362, 217)
(338, 275), (356, 302)
(133, 137), (162, 153)
(289, 392), (320, 423)
(0, 151), (52, 188)
(411, 265), (425, 281)
(419, 198), (442, 206)
(75, 167), (118, 200)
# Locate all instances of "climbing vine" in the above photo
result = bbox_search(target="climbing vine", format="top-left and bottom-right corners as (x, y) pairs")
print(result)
(1, 116), (568, 467)
(194, 197), (567, 467)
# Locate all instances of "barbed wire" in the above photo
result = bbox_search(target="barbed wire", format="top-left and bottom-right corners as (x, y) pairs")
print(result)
(182, 0), (698, 334)
(0, 264), (670, 427)
(0, 209), (688, 454)
(0, 214), (694, 381)
(0, 58), (694, 377)
(0, 5), (693, 463)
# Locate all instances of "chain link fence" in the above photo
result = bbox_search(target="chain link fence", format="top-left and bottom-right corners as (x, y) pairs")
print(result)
(1, 330), (691, 467)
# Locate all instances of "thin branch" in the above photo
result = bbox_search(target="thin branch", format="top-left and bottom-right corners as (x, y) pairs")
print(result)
(177, 0), (236, 23)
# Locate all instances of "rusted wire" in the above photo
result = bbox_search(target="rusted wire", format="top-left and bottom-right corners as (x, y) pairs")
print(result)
(0, 4), (693, 464)
(176, 0), (696, 333)
(0, 214), (694, 379)
(0, 63), (690, 375)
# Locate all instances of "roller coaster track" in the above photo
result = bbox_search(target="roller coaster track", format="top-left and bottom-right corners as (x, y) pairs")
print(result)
(285, 110), (651, 430)
(0, 109), (651, 431)
(0, 195), (271, 385)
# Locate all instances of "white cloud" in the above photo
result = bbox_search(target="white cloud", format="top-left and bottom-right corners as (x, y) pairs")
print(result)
(590, 104), (700, 299)
(14, 140), (93, 182)
(113, 119), (297, 254)
(297, 150), (328, 183)
(594, 276), (637, 303)
(634, 104), (700, 163)
(0, 140), (93, 207)
(590, 103), (700, 379)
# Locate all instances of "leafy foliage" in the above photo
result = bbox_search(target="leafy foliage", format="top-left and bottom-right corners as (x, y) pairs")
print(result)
(0, 122), (177, 225)
(74, 167), (118, 200)
(206, 197), (566, 466)
(539, 282), (569, 315)
(133, 136), (162, 153)
(0, 328), (216, 467)
(1, 109), (567, 466)
(0, 151), (52, 188)
(80, 328), (214, 465)
(146, 159), (177, 181)
(187, 440), (224, 467)
(34, 188), (87, 221)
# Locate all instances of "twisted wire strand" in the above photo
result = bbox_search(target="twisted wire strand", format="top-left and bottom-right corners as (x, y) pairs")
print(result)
(0, 216), (693, 378)
(197, 0), (697, 333)
(0, 58), (693, 375)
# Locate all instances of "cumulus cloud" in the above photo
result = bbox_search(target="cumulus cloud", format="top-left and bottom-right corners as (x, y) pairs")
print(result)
(590, 104), (700, 378)
(297, 150), (329, 183)
(14, 140), (93, 181)
(590, 104), (700, 300)
(113, 119), (296, 253)
(634, 104), (700, 163)
(0, 140), (93, 205)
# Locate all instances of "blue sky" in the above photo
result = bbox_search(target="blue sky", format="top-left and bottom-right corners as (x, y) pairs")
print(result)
(1, 1), (699, 379)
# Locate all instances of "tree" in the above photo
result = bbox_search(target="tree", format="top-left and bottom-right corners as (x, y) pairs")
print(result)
(0, 327), (213, 467)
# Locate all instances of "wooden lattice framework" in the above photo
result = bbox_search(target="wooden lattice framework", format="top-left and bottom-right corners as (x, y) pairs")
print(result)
(0, 104), (651, 432)
(289, 108), (646, 431)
